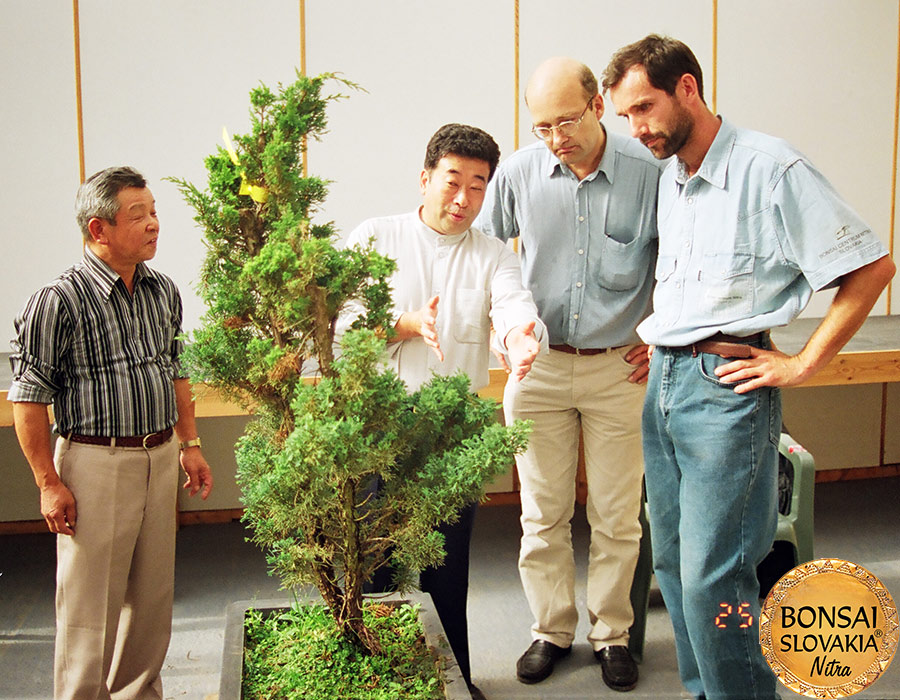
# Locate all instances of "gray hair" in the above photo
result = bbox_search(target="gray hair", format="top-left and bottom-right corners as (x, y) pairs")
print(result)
(75, 166), (147, 240)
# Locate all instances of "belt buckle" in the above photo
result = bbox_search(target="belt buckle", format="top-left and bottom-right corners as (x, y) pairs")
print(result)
(142, 432), (154, 449)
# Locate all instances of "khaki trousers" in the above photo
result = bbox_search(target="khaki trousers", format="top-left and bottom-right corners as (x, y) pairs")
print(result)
(53, 436), (179, 700)
(505, 347), (644, 650)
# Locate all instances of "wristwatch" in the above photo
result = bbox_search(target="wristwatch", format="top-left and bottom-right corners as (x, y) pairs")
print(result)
(179, 437), (202, 450)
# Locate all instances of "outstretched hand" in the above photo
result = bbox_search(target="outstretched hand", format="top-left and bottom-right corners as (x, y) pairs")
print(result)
(504, 321), (541, 382)
(416, 295), (443, 361)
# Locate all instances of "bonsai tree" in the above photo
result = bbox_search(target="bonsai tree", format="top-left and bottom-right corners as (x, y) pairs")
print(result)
(171, 71), (530, 655)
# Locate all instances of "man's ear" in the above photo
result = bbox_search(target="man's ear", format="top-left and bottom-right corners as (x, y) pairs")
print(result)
(87, 217), (107, 244)
(591, 93), (605, 120)
(678, 73), (701, 102)
(419, 168), (430, 195)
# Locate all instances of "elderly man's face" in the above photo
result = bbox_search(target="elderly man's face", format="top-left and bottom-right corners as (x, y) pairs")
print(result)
(419, 155), (490, 236)
(92, 187), (160, 267)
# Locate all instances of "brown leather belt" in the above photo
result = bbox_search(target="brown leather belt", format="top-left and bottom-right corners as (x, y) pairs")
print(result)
(670, 332), (768, 358)
(68, 427), (173, 449)
(549, 343), (623, 356)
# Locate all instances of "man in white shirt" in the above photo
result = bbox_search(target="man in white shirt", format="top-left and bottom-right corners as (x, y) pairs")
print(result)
(342, 123), (546, 694)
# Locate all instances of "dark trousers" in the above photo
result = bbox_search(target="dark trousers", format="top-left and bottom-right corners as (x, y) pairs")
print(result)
(366, 501), (478, 685)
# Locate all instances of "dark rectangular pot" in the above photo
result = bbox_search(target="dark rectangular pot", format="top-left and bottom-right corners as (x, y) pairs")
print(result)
(219, 592), (471, 699)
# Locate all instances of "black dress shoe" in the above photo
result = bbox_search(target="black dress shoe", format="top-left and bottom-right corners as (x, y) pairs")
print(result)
(594, 645), (638, 691)
(467, 683), (487, 700)
(516, 639), (571, 683)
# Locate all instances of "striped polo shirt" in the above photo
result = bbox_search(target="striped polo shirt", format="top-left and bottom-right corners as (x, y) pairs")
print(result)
(8, 246), (185, 436)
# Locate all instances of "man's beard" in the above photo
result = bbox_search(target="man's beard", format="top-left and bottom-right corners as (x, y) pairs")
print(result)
(643, 110), (693, 160)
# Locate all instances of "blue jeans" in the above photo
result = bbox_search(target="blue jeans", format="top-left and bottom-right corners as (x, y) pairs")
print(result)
(643, 340), (781, 700)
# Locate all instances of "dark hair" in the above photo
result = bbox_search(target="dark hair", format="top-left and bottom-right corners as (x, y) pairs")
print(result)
(424, 124), (501, 180)
(75, 166), (147, 240)
(601, 34), (705, 103)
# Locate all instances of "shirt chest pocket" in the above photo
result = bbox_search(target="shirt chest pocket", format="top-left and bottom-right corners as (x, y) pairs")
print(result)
(699, 252), (754, 317)
(452, 288), (489, 344)
(598, 235), (650, 291)
(655, 254), (677, 284)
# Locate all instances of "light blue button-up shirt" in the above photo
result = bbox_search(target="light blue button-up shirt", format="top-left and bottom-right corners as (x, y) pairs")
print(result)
(476, 131), (662, 348)
(639, 118), (890, 347)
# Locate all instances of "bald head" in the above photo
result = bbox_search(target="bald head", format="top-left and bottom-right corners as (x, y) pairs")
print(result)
(524, 57), (606, 180)
(525, 57), (598, 106)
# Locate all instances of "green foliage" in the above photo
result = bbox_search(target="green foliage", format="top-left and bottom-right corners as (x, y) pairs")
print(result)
(172, 70), (531, 660)
(242, 601), (443, 700)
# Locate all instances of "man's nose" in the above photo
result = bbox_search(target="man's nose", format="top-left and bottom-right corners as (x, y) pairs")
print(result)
(550, 128), (569, 146)
(630, 117), (648, 139)
(454, 189), (469, 207)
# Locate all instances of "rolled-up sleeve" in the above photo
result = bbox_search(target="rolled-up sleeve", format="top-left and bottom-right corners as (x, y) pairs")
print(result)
(477, 169), (519, 243)
(8, 287), (69, 404)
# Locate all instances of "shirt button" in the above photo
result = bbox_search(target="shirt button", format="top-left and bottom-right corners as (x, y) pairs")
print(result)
(576, 281), (582, 288)
(675, 281), (681, 288)
(578, 249), (584, 255)
(687, 197), (694, 204)
(578, 216), (585, 222)
(573, 313), (579, 320)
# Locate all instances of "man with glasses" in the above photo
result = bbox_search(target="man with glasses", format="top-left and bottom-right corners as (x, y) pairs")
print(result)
(476, 57), (662, 691)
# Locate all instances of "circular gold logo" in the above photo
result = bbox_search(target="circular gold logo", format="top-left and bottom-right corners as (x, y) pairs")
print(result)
(759, 559), (898, 697)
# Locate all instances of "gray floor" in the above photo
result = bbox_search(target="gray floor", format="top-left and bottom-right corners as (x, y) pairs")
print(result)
(2, 477), (899, 700)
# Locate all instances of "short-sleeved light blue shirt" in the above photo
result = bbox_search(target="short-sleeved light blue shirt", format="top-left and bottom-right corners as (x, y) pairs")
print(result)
(476, 130), (662, 348)
(639, 118), (890, 347)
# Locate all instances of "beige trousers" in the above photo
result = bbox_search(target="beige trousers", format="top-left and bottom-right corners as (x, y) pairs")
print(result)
(53, 436), (179, 700)
(505, 347), (645, 650)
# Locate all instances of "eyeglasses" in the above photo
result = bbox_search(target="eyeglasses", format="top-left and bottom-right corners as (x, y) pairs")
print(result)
(531, 100), (594, 141)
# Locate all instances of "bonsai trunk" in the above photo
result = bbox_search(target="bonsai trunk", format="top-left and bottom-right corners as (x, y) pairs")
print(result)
(308, 482), (383, 655)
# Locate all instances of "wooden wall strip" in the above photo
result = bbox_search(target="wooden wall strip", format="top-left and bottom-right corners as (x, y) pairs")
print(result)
(514, 0), (520, 151)
(711, 0), (718, 114)
(888, 0), (899, 313)
(300, 0), (308, 178)
(72, 0), (85, 183)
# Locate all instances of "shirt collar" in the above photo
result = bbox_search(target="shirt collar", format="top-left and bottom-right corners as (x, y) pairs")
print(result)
(82, 245), (155, 298)
(546, 126), (611, 184)
(596, 127), (618, 185)
(675, 116), (734, 189)
(414, 208), (469, 244)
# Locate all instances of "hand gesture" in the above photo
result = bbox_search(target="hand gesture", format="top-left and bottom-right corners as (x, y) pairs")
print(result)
(416, 295), (443, 361)
(505, 322), (541, 382)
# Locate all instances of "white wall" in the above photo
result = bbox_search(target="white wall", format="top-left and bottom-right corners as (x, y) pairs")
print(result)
(718, 0), (899, 317)
(1, 0), (896, 337)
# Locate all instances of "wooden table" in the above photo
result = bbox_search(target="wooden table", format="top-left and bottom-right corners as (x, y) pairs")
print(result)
(1, 315), (897, 426)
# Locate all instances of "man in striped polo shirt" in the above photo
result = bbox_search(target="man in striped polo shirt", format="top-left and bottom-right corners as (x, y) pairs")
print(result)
(9, 166), (213, 700)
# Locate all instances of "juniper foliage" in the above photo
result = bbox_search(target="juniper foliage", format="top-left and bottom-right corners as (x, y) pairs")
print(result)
(171, 71), (530, 654)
